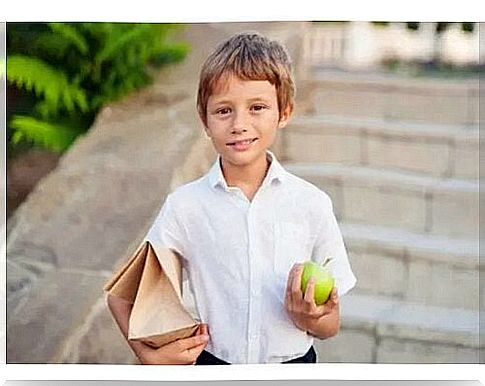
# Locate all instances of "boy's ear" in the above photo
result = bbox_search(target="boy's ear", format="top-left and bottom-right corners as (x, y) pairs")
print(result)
(198, 109), (210, 136)
(200, 116), (211, 137)
(278, 104), (293, 129)
(204, 126), (212, 138)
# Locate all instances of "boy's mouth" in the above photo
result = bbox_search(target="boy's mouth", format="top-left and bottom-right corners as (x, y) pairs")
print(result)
(226, 138), (258, 151)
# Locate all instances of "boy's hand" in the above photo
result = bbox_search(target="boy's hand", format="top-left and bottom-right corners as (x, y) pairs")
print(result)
(284, 264), (340, 338)
(139, 323), (210, 365)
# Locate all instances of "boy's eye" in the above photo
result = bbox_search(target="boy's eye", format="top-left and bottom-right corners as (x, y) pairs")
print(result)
(216, 107), (231, 115)
(251, 104), (267, 112)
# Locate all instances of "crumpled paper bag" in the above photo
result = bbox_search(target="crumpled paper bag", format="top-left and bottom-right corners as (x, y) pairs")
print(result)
(104, 241), (199, 348)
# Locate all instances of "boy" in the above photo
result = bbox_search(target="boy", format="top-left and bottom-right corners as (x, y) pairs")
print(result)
(107, 31), (356, 365)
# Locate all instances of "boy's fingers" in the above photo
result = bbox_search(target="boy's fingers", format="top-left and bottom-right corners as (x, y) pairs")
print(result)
(314, 305), (330, 318)
(176, 334), (209, 352)
(321, 288), (339, 310)
(285, 264), (298, 306)
(303, 277), (315, 306)
(285, 264), (297, 292)
(196, 323), (209, 336)
(291, 264), (303, 303)
(199, 323), (209, 336)
(185, 341), (208, 362)
(315, 293), (339, 316)
(330, 288), (339, 304)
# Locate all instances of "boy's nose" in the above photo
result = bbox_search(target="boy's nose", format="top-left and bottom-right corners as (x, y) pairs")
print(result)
(231, 127), (247, 134)
(231, 111), (249, 134)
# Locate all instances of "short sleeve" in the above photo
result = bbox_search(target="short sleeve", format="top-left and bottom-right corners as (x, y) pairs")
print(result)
(143, 194), (187, 261)
(312, 195), (357, 296)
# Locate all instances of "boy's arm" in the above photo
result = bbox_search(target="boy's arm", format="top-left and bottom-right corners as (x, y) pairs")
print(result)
(107, 294), (209, 364)
(284, 264), (340, 339)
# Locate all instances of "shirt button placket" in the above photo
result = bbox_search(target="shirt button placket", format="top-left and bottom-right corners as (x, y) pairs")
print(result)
(246, 204), (261, 363)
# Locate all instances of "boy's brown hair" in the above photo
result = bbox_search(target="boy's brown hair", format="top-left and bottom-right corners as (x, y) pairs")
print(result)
(197, 32), (295, 127)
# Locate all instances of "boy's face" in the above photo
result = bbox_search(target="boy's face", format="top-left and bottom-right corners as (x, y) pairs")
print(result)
(205, 75), (291, 171)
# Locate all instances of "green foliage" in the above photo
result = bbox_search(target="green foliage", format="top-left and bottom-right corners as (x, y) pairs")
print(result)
(461, 23), (474, 33)
(372, 22), (390, 27)
(46, 23), (89, 54)
(7, 55), (88, 116)
(436, 22), (452, 34)
(10, 115), (81, 153)
(7, 22), (190, 154)
(406, 22), (420, 31)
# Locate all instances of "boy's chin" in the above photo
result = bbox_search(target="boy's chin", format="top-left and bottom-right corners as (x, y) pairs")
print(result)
(221, 151), (268, 168)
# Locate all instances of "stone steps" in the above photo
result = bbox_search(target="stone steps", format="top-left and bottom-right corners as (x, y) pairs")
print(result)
(340, 222), (479, 310)
(301, 70), (479, 126)
(283, 115), (479, 180)
(314, 292), (481, 363)
(291, 70), (480, 364)
(284, 162), (478, 239)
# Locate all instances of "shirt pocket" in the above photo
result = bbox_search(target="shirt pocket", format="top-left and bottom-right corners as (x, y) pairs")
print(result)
(273, 222), (311, 278)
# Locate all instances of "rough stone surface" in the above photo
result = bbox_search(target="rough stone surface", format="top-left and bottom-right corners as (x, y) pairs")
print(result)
(284, 115), (479, 179)
(387, 90), (471, 125)
(341, 294), (479, 346)
(344, 184), (426, 233)
(314, 328), (376, 363)
(342, 222), (478, 268)
(454, 138), (480, 180)
(366, 136), (450, 177)
(315, 89), (387, 121)
(59, 298), (137, 364)
(342, 223), (479, 309)
(348, 249), (408, 299)
(406, 259), (479, 310)
(285, 131), (362, 165)
(285, 163), (479, 239)
(430, 187), (479, 238)
(7, 269), (108, 363)
(311, 72), (478, 125)
(6, 258), (51, 322)
(376, 338), (479, 363)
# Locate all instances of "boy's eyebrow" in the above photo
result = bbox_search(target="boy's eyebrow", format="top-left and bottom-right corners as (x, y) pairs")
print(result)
(208, 99), (231, 106)
(246, 97), (272, 103)
(209, 96), (273, 106)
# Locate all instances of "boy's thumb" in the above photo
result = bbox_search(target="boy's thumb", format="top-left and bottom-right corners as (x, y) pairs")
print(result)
(198, 323), (209, 336)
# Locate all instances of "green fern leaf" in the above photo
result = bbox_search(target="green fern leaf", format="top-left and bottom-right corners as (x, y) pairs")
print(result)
(10, 115), (80, 152)
(47, 23), (89, 54)
(11, 130), (24, 145)
(95, 24), (155, 65)
(151, 42), (190, 66)
(7, 55), (89, 114)
(35, 32), (75, 59)
(35, 100), (54, 119)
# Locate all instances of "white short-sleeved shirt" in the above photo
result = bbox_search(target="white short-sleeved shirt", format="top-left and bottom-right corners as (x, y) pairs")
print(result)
(143, 151), (356, 364)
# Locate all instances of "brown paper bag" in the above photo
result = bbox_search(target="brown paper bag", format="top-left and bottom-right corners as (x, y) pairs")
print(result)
(104, 241), (199, 348)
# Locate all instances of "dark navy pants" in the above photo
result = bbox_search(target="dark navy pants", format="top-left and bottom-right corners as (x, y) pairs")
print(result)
(195, 346), (317, 365)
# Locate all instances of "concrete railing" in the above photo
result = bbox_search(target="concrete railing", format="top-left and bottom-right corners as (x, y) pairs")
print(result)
(303, 22), (480, 70)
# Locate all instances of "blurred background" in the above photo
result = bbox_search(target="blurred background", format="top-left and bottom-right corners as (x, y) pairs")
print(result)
(5, 21), (482, 364)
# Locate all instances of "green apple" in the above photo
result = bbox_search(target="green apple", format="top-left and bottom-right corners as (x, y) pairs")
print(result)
(300, 258), (335, 305)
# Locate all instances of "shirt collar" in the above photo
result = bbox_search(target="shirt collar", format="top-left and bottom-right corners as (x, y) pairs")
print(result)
(208, 150), (286, 190)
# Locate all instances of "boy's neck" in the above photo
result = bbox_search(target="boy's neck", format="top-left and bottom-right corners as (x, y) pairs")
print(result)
(220, 154), (270, 201)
